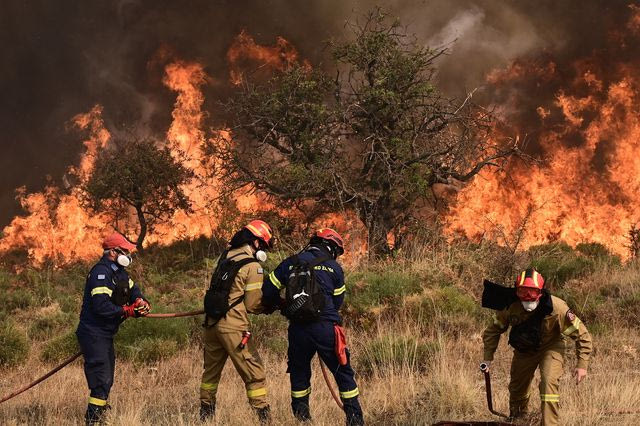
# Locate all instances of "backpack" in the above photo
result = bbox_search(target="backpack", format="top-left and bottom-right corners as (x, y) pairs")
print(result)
(282, 254), (330, 322)
(204, 251), (257, 323)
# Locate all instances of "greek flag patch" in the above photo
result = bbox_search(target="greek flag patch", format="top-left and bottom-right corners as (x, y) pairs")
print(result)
(257, 267), (264, 274)
(97, 274), (106, 280)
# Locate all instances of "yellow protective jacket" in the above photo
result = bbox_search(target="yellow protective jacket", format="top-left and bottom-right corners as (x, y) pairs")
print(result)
(205, 245), (265, 331)
(483, 295), (592, 369)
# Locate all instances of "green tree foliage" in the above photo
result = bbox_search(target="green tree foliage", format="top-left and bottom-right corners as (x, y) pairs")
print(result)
(214, 10), (518, 255)
(83, 138), (193, 250)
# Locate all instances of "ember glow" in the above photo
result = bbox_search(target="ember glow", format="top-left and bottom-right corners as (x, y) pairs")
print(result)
(446, 8), (640, 256)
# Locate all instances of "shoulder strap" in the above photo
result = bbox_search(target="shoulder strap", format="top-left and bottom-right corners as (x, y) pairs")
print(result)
(307, 254), (330, 268)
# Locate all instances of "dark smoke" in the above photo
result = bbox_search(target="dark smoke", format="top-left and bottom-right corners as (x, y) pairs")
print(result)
(0, 0), (631, 226)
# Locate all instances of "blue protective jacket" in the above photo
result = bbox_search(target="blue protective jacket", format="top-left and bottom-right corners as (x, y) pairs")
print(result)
(262, 246), (345, 323)
(76, 255), (145, 337)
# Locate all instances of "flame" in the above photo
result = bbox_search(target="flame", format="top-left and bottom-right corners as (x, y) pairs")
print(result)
(446, 9), (640, 256)
(0, 29), (303, 267)
(0, 108), (112, 266)
(226, 30), (304, 85)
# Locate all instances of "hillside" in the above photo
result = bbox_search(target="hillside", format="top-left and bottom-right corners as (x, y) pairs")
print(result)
(1, 238), (640, 425)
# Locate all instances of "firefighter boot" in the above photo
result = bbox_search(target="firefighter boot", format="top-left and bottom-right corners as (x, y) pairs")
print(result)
(292, 395), (312, 422)
(254, 405), (271, 424)
(344, 399), (365, 426)
(85, 404), (107, 426)
(199, 401), (216, 422)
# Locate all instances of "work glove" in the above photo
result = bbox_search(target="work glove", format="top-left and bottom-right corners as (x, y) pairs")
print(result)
(134, 298), (151, 317)
(122, 304), (137, 319)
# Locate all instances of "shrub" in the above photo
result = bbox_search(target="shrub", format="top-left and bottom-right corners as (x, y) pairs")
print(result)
(358, 335), (439, 375)
(29, 310), (75, 340)
(4, 288), (35, 311)
(528, 242), (595, 288)
(347, 270), (422, 314)
(41, 330), (80, 363)
(575, 242), (621, 265)
(115, 314), (192, 362)
(0, 321), (29, 367)
(119, 338), (179, 364)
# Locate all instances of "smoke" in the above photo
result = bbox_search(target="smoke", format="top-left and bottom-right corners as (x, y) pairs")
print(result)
(0, 0), (632, 226)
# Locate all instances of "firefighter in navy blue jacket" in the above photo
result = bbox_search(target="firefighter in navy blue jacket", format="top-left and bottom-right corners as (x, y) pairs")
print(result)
(262, 228), (364, 426)
(75, 232), (150, 425)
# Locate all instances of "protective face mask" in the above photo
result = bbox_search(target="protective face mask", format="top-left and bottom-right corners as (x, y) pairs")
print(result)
(255, 250), (267, 262)
(115, 250), (132, 267)
(521, 300), (539, 312)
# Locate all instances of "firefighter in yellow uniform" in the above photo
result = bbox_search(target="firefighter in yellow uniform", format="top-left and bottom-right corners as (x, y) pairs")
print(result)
(482, 269), (592, 426)
(200, 220), (274, 423)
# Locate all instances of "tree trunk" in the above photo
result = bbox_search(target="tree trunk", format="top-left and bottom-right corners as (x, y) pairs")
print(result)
(359, 199), (394, 257)
(135, 205), (147, 252)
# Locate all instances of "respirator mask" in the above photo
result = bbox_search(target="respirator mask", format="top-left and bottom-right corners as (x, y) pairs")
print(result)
(254, 239), (269, 262)
(114, 248), (132, 267)
(521, 300), (539, 312)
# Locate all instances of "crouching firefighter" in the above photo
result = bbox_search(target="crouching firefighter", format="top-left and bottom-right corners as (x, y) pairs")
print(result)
(76, 232), (151, 425)
(481, 269), (592, 426)
(200, 220), (274, 423)
(262, 228), (364, 426)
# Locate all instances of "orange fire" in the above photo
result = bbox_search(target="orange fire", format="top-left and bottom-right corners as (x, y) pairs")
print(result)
(0, 108), (112, 266)
(446, 9), (640, 257)
(0, 30), (304, 266)
(227, 30), (305, 85)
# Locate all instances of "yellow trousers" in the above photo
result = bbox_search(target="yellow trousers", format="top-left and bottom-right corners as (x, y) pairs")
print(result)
(200, 327), (268, 409)
(509, 344), (564, 426)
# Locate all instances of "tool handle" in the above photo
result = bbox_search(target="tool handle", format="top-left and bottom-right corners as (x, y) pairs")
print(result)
(479, 363), (510, 418)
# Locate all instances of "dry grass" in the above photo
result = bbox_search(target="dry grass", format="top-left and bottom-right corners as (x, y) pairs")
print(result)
(3, 241), (640, 424)
(3, 315), (640, 425)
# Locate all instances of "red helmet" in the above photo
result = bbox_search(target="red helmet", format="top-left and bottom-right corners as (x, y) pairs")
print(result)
(102, 232), (137, 251)
(515, 268), (545, 289)
(244, 220), (274, 248)
(314, 228), (344, 255)
(515, 269), (544, 301)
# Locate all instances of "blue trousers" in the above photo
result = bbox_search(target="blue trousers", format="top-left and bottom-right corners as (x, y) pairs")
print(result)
(77, 331), (116, 402)
(288, 321), (363, 424)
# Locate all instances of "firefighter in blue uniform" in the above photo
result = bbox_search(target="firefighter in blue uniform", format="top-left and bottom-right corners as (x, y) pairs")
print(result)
(75, 232), (150, 425)
(262, 228), (364, 425)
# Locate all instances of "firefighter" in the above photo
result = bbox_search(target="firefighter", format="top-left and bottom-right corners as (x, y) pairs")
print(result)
(262, 228), (365, 426)
(482, 269), (592, 426)
(76, 232), (151, 425)
(199, 220), (273, 423)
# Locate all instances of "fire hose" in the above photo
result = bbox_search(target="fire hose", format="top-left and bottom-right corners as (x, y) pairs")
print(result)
(319, 358), (344, 409)
(479, 363), (509, 419)
(0, 309), (344, 410)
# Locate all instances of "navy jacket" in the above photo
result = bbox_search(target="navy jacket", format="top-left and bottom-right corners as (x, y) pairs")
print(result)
(262, 246), (345, 323)
(76, 255), (145, 337)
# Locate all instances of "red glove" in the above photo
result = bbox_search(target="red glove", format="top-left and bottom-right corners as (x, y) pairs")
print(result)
(122, 298), (150, 319)
(134, 298), (151, 317)
(122, 304), (136, 319)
